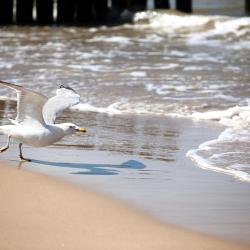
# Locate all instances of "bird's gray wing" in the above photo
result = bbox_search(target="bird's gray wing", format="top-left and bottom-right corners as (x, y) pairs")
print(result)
(42, 85), (80, 124)
(0, 80), (48, 124)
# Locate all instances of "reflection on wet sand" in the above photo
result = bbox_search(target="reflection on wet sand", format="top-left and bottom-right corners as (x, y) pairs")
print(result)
(0, 103), (179, 163)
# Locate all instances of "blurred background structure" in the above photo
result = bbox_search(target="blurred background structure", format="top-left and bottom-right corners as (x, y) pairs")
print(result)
(0, 0), (248, 25)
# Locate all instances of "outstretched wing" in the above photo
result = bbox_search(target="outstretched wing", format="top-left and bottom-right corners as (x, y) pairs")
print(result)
(0, 80), (48, 124)
(42, 85), (80, 124)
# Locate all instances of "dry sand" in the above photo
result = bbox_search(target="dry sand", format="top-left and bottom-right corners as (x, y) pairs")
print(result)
(0, 162), (249, 250)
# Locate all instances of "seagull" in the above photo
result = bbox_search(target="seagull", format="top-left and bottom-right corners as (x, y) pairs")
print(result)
(0, 80), (86, 161)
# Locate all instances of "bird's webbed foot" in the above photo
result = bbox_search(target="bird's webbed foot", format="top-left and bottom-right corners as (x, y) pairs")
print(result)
(0, 146), (9, 153)
(0, 136), (11, 153)
(19, 155), (31, 162)
(19, 143), (31, 162)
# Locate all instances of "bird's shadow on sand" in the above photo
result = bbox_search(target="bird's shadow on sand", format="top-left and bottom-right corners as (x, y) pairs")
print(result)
(20, 159), (146, 175)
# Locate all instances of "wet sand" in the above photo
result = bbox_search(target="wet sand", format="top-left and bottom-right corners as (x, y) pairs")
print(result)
(1, 162), (249, 250)
(0, 117), (250, 245)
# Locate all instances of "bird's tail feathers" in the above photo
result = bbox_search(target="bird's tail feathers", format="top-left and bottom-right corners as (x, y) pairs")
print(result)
(0, 125), (14, 135)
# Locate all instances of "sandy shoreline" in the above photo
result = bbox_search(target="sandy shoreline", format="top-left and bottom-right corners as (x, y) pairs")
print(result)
(0, 162), (249, 250)
(1, 117), (250, 245)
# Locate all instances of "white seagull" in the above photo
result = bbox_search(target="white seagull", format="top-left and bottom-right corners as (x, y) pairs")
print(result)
(0, 80), (86, 161)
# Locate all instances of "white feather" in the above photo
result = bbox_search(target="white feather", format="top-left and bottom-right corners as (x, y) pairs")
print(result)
(0, 81), (48, 125)
(43, 87), (80, 124)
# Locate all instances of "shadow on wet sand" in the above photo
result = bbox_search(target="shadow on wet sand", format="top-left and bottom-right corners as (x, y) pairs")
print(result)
(19, 159), (146, 175)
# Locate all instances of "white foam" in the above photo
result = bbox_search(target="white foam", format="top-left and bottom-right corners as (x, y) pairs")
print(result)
(88, 27), (98, 33)
(70, 102), (123, 115)
(212, 17), (250, 37)
(169, 50), (187, 57)
(134, 11), (224, 33)
(70, 100), (181, 118)
(144, 82), (238, 102)
(0, 63), (14, 69)
(223, 66), (241, 73)
(68, 64), (108, 72)
(130, 71), (147, 77)
(134, 11), (250, 48)
(228, 41), (250, 50)
(75, 52), (95, 59)
(188, 103), (250, 182)
(86, 35), (132, 45)
(71, 101), (158, 116)
(134, 34), (164, 43)
(192, 105), (250, 128)
(187, 16), (250, 46)
(145, 83), (192, 94)
(183, 66), (207, 71)
(156, 64), (179, 69)
(187, 149), (250, 182)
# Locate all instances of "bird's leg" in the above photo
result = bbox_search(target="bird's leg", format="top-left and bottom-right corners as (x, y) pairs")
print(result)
(19, 143), (31, 162)
(0, 135), (11, 153)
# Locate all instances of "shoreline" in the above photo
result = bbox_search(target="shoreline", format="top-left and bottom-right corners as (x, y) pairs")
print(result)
(0, 162), (249, 250)
(1, 117), (250, 244)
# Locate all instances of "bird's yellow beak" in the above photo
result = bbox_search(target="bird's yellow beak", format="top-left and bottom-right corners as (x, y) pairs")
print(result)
(77, 127), (87, 133)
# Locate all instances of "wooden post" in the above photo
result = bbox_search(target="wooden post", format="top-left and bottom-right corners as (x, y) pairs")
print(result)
(57, 0), (75, 24)
(112, 0), (128, 11)
(76, 0), (94, 23)
(130, 0), (147, 11)
(246, 0), (250, 14)
(93, 0), (108, 22)
(0, 0), (13, 24)
(155, 0), (170, 9)
(176, 0), (192, 13)
(36, 0), (54, 24)
(16, 0), (34, 24)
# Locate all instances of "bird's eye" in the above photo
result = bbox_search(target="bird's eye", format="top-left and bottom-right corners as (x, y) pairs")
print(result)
(69, 125), (74, 129)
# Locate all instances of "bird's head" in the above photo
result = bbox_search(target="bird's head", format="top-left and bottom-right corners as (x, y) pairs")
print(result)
(60, 123), (87, 135)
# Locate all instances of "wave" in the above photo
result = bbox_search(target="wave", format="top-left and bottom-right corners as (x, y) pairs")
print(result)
(86, 35), (133, 45)
(71, 102), (123, 115)
(187, 102), (250, 182)
(71, 101), (191, 117)
(134, 10), (225, 32)
(71, 101), (171, 116)
(71, 101), (250, 183)
(1, 93), (249, 182)
(187, 17), (250, 47)
(133, 10), (250, 47)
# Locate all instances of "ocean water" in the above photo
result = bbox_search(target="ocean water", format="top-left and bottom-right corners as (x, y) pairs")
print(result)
(0, 10), (249, 182)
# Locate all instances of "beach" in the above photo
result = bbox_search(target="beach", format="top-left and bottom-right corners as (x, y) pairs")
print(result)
(0, 6), (250, 249)
(1, 162), (249, 250)
(1, 116), (250, 247)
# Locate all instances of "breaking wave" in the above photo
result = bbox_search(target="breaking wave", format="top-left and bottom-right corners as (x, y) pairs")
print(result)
(134, 10), (250, 48)
(187, 102), (250, 182)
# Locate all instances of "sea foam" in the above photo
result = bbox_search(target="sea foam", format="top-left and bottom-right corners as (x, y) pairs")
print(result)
(133, 10), (250, 48)
(187, 102), (250, 182)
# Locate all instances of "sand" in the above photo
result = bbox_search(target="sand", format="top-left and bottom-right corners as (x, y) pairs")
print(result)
(0, 163), (249, 250)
